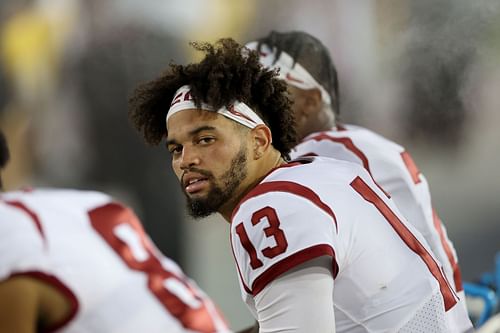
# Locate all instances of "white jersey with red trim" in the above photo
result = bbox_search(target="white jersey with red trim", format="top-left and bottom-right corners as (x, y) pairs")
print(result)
(291, 124), (464, 298)
(230, 157), (472, 332)
(0, 189), (230, 333)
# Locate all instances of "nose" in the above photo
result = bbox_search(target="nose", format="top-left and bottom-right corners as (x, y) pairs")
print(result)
(179, 146), (201, 171)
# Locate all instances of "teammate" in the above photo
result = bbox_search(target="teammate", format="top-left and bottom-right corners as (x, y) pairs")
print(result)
(246, 29), (466, 305)
(0, 130), (231, 333)
(129, 38), (473, 332)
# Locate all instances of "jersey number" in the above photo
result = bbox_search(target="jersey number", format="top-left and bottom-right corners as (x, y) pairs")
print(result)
(235, 206), (288, 269)
(350, 176), (457, 311)
(88, 203), (221, 332)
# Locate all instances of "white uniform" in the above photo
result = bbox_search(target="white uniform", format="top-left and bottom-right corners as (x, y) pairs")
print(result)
(230, 157), (472, 332)
(291, 125), (464, 297)
(0, 189), (230, 333)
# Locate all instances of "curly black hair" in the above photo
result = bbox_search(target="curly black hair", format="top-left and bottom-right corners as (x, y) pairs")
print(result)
(129, 38), (298, 158)
(254, 30), (340, 116)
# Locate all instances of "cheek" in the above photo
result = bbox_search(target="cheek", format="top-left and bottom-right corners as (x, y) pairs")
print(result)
(207, 148), (238, 175)
(291, 98), (306, 116)
(292, 103), (307, 123)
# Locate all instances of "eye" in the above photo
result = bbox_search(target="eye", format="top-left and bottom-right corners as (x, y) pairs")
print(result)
(168, 145), (182, 155)
(197, 137), (215, 145)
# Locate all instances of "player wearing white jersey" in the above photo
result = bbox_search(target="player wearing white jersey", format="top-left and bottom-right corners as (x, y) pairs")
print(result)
(246, 30), (469, 325)
(232, 156), (468, 332)
(129, 38), (473, 332)
(0, 132), (230, 333)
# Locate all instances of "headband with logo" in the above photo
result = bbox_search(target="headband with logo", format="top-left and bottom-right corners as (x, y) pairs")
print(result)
(166, 85), (265, 129)
(245, 41), (331, 106)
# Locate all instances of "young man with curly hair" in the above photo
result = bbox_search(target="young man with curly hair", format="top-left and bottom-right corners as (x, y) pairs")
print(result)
(130, 38), (470, 332)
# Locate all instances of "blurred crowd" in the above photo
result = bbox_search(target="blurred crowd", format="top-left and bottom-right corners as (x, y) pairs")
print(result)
(1, 0), (499, 329)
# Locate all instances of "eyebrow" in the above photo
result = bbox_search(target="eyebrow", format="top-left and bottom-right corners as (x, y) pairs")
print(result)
(166, 125), (217, 146)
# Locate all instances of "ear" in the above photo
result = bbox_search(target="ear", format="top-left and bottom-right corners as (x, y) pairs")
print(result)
(251, 125), (273, 160)
(303, 88), (323, 115)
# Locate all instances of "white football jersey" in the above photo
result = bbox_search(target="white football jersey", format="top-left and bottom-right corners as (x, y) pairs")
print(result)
(0, 189), (230, 333)
(291, 124), (463, 297)
(230, 157), (472, 332)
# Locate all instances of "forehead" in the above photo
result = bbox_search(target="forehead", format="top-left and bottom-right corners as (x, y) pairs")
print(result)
(166, 109), (237, 140)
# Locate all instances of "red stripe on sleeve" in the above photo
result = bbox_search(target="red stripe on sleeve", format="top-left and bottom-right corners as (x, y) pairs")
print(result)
(251, 244), (338, 296)
(5, 201), (46, 245)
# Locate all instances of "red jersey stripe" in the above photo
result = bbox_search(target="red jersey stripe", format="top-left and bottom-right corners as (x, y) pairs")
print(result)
(251, 244), (337, 296)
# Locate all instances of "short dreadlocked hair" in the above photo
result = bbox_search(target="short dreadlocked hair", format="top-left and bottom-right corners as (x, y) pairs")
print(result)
(254, 30), (340, 116)
(129, 38), (297, 158)
(0, 130), (9, 170)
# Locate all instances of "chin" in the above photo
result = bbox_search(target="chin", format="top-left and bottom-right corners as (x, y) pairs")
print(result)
(186, 200), (219, 219)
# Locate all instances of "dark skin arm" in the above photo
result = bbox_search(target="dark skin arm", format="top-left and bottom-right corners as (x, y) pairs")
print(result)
(0, 276), (71, 333)
(0, 277), (39, 333)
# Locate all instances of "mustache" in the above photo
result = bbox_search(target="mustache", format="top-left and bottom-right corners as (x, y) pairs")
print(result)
(181, 167), (214, 184)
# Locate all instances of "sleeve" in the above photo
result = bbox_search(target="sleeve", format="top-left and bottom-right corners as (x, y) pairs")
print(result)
(0, 203), (49, 282)
(254, 256), (335, 333)
(230, 186), (338, 297)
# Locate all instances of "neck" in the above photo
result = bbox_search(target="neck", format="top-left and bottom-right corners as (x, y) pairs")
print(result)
(301, 105), (336, 140)
(219, 150), (285, 222)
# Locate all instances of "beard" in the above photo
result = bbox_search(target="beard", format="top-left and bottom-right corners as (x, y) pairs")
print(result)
(185, 145), (248, 218)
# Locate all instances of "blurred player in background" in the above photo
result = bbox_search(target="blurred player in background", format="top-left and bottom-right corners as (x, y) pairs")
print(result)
(129, 38), (473, 332)
(246, 27), (467, 308)
(0, 129), (231, 333)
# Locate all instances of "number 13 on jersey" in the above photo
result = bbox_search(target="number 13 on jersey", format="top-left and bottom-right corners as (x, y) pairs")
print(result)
(235, 206), (289, 270)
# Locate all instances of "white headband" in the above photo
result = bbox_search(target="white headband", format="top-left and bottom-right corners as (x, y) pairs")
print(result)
(166, 85), (265, 129)
(245, 41), (331, 106)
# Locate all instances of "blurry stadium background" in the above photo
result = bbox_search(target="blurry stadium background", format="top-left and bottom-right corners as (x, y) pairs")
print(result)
(1, 0), (499, 330)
